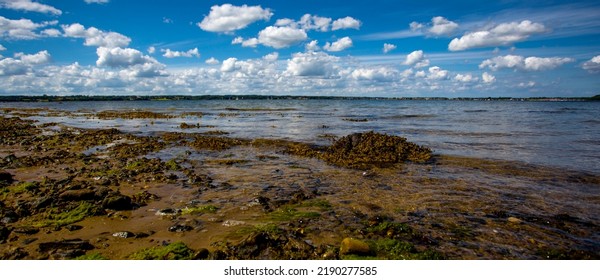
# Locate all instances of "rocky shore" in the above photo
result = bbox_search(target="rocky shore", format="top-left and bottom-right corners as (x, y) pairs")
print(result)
(0, 109), (598, 260)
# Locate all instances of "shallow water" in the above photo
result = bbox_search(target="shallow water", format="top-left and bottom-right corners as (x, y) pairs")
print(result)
(2, 99), (599, 174)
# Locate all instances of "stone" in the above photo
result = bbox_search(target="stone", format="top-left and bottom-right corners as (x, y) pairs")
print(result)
(0, 171), (14, 184)
(339, 238), (371, 256)
(221, 220), (245, 227)
(12, 226), (39, 235)
(65, 225), (83, 231)
(508, 217), (522, 224)
(112, 231), (135, 238)
(0, 226), (10, 243)
(168, 224), (193, 232)
(38, 239), (94, 252)
(193, 248), (210, 260)
(59, 189), (96, 201)
(102, 194), (133, 210)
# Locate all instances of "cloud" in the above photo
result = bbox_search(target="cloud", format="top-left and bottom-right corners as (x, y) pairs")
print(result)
(62, 23), (131, 48)
(263, 52), (279, 62)
(232, 36), (259, 48)
(14, 50), (51, 64)
(382, 43), (396, 54)
(449, 20), (547, 51)
(285, 51), (339, 76)
(332, 16), (361, 30)
(205, 57), (219, 65)
(198, 4), (272, 33)
(411, 16), (458, 36)
(305, 40), (319, 51)
(582, 55), (600, 73)
(0, 16), (57, 40)
(0, 0), (61, 15)
(351, 67), (398, 81)
(479, 55), (574, 71)
(323, 37), (353, 52)
(162, 48), (200, 58)
(147, 46), (155, 54)
(41, 28), (61, 37)
(0, 44), (5, 51)
(220, 57), (238, 72)
(403, 50), (430, 68)
(84, 0), (109, 3)
(427, 66), (449, 80)
(298, 14), (332, 32)
(453, 73), (478, 83)
(257, 26), (307, 49)
(482, 72), (496, 83)
(96, 47), (161, 69)
(0, 50), (50, 76)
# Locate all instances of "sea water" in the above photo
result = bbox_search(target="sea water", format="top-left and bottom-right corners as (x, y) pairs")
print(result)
(2, 99), (599, 174)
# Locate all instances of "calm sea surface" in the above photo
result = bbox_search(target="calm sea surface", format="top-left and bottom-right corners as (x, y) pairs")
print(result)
(2, 99), (599, 174)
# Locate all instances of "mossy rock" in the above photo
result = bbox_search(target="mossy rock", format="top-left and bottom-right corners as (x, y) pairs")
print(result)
(128, 242), (195, 260)
(340, 238), (371, 256)
(320, 131), (432, 168)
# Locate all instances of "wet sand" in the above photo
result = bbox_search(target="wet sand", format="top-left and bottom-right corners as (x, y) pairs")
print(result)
(0, 108), (599, 260)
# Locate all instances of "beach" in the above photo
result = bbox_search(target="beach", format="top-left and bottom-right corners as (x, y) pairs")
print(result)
(0, 100), (599, 260)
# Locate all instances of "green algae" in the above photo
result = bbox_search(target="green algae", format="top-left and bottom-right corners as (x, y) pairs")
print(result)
(128, 242), (195, 260)
(11, 181), (39, 194)
(269, 206), (321, 221)
(181, 205), (218, 215)
(74, 252), (108, 260)
(32, 202), (96, 228)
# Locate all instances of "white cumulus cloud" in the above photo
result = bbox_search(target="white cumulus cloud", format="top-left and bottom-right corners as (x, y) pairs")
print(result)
(62, 23), (131, 48)
(96, 47), (161, 69)
(479, 55), (574, 71)
(298, 14), (332, 32)
(351, 67), (398, 81)
(162, 48), (200, 58)
(323, 37), (353, 52)
(382, 43), (396, 54)
(482, 72), (496, 83)
(453, 73), (478, 83)
(0, 50), (51, 76)
(582, 55), (600, 73)
(403, 50), (430, 68)
(332, 16), (361, 30)
(205, 57), (219, 65)
(258, 26), (307, 49)
(285, 51), (339, 77)
(0, 16), (57, 40)
(411, 16), (458, 36)
(449, 20), (547, 51)
(427, 66), (449, 80)
(232, 36), (259, 48)
(198, 4), (272, 33)
(0, 0), (61, 15)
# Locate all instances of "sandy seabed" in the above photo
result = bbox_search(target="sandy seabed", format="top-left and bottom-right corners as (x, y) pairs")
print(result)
(0, 108), (598, 260)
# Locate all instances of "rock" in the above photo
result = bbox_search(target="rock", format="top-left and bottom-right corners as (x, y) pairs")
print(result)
(112, 231), (135, 238)
(155, 208), (180, 216)
(508, 217), (522, 224)
(102, 194), (133, 210)
(33, 196), (54, 209)
(0, 171), (14, 185)
(38, 239), (94, 252)
(339, 238), (371, 256)
(12, 226), (39, 235)
(222, 220), (245, 227)
(193, 248), (210, 260)
(168, 224), (193, 232)
(0, 226), (10, 243)
(65, 225), (83, 231)
(59, 189), (96, 201)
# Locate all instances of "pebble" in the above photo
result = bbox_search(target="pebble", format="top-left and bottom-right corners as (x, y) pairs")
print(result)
(222, 220), (245, 227)
(112, 231), (135, 238)
(339, 237), (371, 256)
(508, 217), (522, 224)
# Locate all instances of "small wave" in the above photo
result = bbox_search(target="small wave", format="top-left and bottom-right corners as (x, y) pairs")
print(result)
(382, 114), (436, 120)
(223, 107), (296, 112)
(463, 110), (488, 113)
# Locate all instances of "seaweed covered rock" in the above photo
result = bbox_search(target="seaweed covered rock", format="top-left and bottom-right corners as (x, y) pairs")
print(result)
(321, 131), (432, 168)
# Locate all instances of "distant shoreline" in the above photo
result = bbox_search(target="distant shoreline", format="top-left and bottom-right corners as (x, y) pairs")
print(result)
(0, 95), (599, 102)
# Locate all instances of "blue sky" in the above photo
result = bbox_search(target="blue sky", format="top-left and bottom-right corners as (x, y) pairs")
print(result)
(0, 0), (599, 97)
